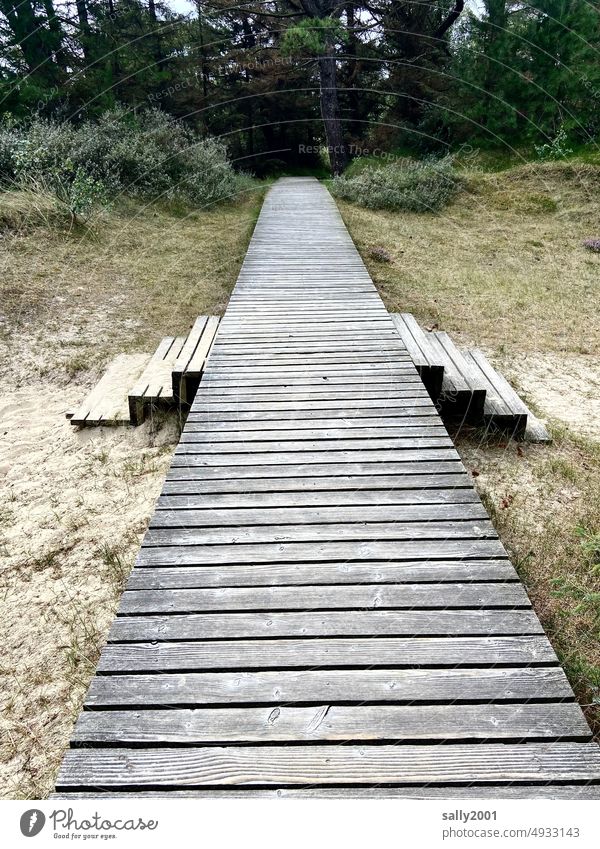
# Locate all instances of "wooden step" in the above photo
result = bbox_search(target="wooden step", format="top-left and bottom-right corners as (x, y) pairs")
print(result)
(464, 349), (551, 442)
(69, 353), (150, 427)
(462, 348), (528, 435)
(128, 336), (187, 425)
(389, 313), (444, 398)
(172, 315), (220, 405)
(428, 331), (487, 420)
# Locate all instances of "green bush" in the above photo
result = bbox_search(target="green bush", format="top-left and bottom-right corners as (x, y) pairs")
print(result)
(0, 108), (251, 212)
(331, 156), (463, 213)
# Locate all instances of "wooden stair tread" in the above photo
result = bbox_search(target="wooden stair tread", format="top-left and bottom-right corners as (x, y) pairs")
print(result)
(128, 336), (187, 424)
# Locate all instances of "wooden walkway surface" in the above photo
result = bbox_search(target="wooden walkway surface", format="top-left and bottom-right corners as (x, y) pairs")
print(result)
(55, 178), (600, 797)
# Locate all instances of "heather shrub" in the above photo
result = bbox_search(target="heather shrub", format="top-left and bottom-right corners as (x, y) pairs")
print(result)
(583, 238), (600, 252)
(332, 156), (463, 212)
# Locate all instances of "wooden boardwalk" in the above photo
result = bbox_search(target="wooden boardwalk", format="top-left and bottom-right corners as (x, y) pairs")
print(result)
(55, 178), (600, 797)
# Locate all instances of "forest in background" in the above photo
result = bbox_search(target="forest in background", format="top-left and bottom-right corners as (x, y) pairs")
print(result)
(1, 1), (599, 176)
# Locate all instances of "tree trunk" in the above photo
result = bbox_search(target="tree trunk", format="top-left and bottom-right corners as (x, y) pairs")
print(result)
(318, 48), (347, 175)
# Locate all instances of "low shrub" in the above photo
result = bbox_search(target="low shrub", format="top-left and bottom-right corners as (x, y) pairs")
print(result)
(0, 107), (251, 217)
(331, 156), (463, 213)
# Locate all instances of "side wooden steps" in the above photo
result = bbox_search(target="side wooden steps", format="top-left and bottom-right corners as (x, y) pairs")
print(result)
(389, 313), (444, 399)
(428, 331), (487, 421)
(128, 336), (187, 426)
(172, 315), (220, 405)
(390, 314), (551, 441)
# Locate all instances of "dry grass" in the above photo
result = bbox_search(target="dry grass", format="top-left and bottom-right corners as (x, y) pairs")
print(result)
(0, 188), (263, 799)
(0, 188), (264, 383)
(338, 161), (600, 355)
(339, 160), (600, 736)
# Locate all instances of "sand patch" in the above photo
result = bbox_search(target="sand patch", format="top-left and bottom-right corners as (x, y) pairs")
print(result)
(0, 382), (178, 798)
(503, 353), (600, 440)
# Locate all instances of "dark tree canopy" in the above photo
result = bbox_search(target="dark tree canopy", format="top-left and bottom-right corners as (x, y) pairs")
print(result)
(0, 0), (598, 172)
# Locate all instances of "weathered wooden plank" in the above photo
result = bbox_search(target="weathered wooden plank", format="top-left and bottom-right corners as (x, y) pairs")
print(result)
(175, 437), (453, 454)
(118, 582), (529, 614)
(149, 503), (489, 529)
(171, 316), (208, 399)
(187, 406), (440, 421)
(72, 703), (590, 745)
(70, 353), (151, 427)
(126, 559), (517, 590)
(182, 423), (448, 439)
(166, 461), (466, 482)
(161, 472), (471, 494)
(56, 742), (600, 788)
(108, 609), (542, 641)
(183, 416), (442, 432)
(87, 667), (566, 707)
(97, 635), (554, 672)
(50, 786), (600, 799)
(142, 518), (496, 548)
(169, 449), (460, 469)
(156, 488), (479, 510)
(128, 336), (186, 425)
(135, 539), (507, 566)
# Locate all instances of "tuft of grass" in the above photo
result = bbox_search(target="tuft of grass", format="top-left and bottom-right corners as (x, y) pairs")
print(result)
(65, 355), (89, 378)
(97, 542), (131, 598)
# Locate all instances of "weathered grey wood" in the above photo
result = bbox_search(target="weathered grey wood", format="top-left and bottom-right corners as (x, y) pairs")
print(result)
(97, 635), (555, 672)
(149, 503), (488, 529)
(50, 786), (600, 799)
(56, 743), (600, 788)
(161, 472), (472, 494)
(175, 436), (453, 454)
(126, 560), (517, 590)
(390, 313), (444, 398)
(171, 316), (208, 400)
(70, 353), (151, 427)
(169, 449), (460, 469)
(428, 331), (487, 419)
(142, 518), (496, 548)
(182, 423), (448, 438)
(72, 703), (590, 744)
(166, 460), (467, 482)
(156, 488), (479, 510)
(109, 609), (543, 641)
(183, 416), (442, 432)
(128, 336), (186, 425)
(135, 539), (508, 566)
(118, 582), (529, 614)
(87, 667), (566, 707)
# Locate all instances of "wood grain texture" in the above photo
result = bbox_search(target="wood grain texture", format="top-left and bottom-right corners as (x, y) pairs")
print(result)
(72, 703), (590, 744)
(56, 743), (600, 788)
(97, 635), (557, 672)
(108, 609), (543, 641)
(86, 667), (570, 707)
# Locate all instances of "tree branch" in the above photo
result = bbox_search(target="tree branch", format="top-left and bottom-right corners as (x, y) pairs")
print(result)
(433, 0), (464, 40)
